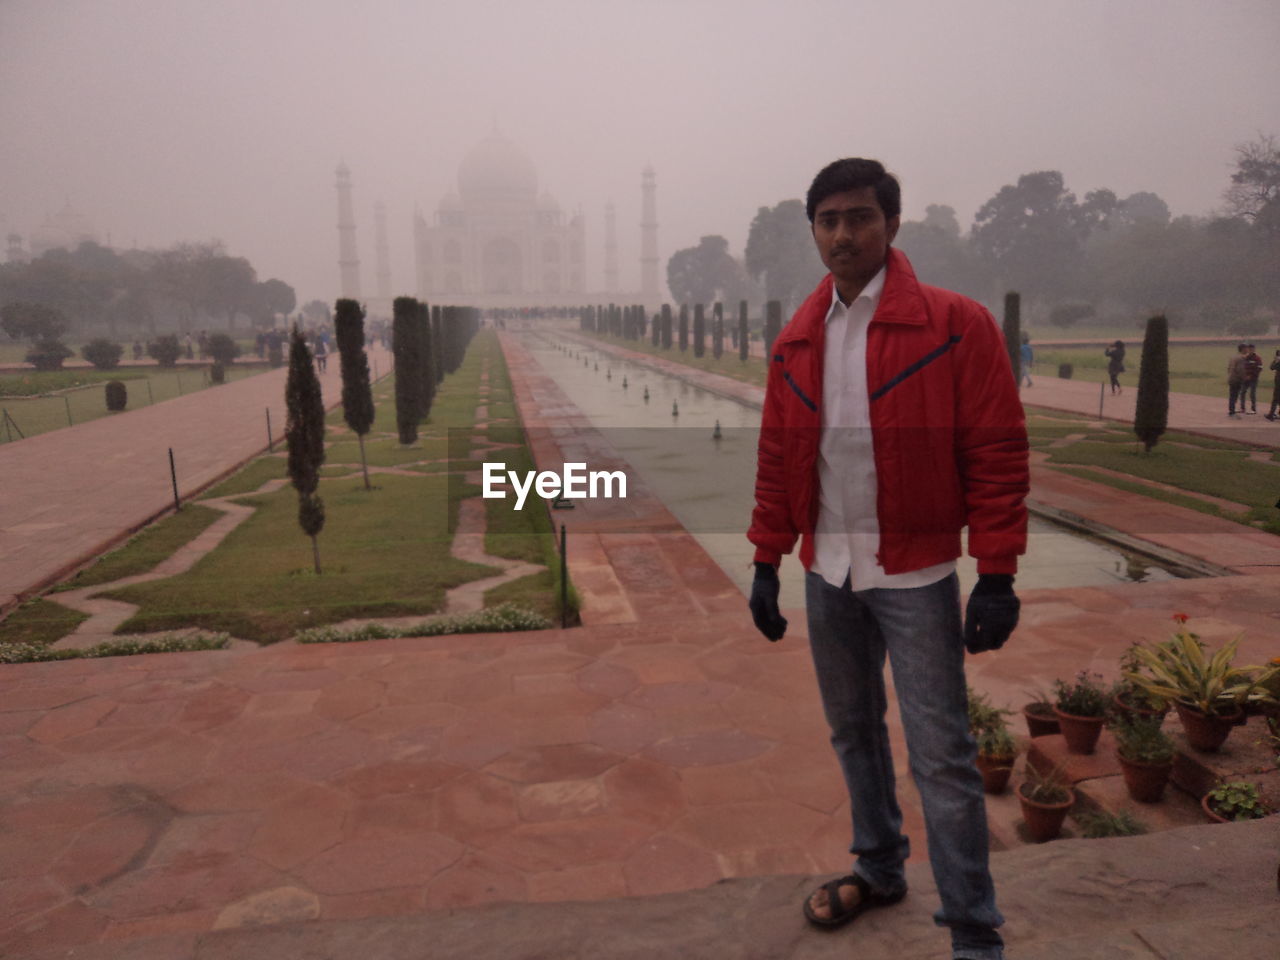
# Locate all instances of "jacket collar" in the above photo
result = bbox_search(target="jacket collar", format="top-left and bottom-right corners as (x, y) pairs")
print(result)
(776, 247), (928, 348)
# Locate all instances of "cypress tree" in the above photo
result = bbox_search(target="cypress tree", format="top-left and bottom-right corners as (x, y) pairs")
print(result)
(739, 301), (749, 363)
(764, 301), (782, 356)
(431, 305), (445, 386)
(334, 298), (374, 490)
(712, 302), (723, 360)
(416, 300), (435, 423)
(661, 304), (672, 349)
(651, 310), (660, 347)
(1002, 292), (1022, 388)
(1134, 315), (1169, 452)
(393, 296), (424, 445)
(285, 325), (326, 574)
(679, 304), (689, 352)
(693, 304), (706, 358)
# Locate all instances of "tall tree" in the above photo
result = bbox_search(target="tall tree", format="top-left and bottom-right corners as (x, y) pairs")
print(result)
(335, 298), (375, 489)
(738, 301), (748, 363)
(392, 297), (424, 445)
(971, 171), (1085, 303)
(285, 326), (326, 573)
(415, 300), (435, 423)
(744, 199), (822, 313)
(1223, 133), (1280, 225)
(666, 235), (743, 306)
(1133, 315), (1169, 452)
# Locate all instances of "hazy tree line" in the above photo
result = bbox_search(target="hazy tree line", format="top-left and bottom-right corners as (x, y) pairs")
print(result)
(0, 239), (297, 340)
(669, 135), (1279, 334)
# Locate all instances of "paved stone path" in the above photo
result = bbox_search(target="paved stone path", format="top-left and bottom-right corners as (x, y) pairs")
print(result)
(2, 325), (1278, 958)
(0, 345), (393, 614)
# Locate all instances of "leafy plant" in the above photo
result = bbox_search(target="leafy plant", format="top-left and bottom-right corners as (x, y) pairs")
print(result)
(1020, 761), (1072, 805)
(1124, 617), (1260, 716)
(25, 339), (73, 371)
(1114, 642), (1167, 712)
(1054, 670), (1110, 717)
(1204, 781), (1270, 822)
(148, 334), (182, 367)
(977, 726), (1017, 761)
(1077, 809), (1146, 838)
(206, 332), (240, 366)
(1112, 715), (1175, 765)
(104, 380), (127, 411)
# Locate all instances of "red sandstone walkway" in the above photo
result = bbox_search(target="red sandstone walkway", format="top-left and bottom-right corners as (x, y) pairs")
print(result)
(3, 327), (1279, 957)
(0, 345), (392, 614)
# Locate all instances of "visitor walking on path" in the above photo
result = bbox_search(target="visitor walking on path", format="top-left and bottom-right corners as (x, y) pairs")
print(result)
(1266, 350), (1280, 421)
(747, 157), (1027, 960)
(1241, 343), (1262, 414)
(1227, 343), (1248, 417)
(1019, 335), (1033, 388)
(1104, 340), (1125, 394)
(314, 337), (328, 373)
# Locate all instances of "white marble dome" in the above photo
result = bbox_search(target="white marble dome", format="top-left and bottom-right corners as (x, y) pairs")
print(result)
(457, 133), (537, 201)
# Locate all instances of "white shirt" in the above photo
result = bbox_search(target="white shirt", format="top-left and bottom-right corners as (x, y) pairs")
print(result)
(812, 267), (956, 590)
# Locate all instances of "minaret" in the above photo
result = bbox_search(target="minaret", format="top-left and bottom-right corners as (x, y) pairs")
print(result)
(335, 162), (362, 299)
(640, 166), (658, 299)
(604, 201), (618, 294)
(373, 200), (391, 300)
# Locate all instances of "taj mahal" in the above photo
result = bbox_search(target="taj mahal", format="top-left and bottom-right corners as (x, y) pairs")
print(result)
(335, 132), (660, 315)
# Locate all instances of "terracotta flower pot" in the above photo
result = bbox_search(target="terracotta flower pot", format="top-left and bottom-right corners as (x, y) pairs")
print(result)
(1053, 707), (1106, 754)
(1023, 703), (1060, 738)
(1117, 753), (1173, 803)
(1112, 692), (1168, 725)
(1201, 793), (1230, 824)
(1174, 701), (1242, 752)
(976, 753), (1015, 795)
(1018, 783), (1075, 842)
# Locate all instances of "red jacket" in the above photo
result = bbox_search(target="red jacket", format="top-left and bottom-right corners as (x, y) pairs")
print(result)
(748, 248), (1028, 576)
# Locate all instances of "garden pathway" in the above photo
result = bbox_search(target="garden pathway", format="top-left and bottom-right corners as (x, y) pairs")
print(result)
(0, 344), (393, 615)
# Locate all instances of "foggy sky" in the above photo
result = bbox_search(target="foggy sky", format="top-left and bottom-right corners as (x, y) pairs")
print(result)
(3, 0), (1278, 308)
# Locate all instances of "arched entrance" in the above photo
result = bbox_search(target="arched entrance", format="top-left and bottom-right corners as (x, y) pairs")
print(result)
(482, 237), (522, 294)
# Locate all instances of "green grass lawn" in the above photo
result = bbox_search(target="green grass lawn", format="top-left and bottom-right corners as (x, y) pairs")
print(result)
(88, 328), (572, 642)
(0, 365), (266, 442)
(53, 505), (224, 591)
(0, 598), (88, 649)
(1030, 344), (1251, 399)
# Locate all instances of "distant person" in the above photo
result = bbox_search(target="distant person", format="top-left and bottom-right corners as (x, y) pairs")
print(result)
(314, 337), (328, 373)
(1019, 335), (1033, 387)
(1104, 340), (1125, 395)
(1266, 350), (1280, 421)
(1241, 343), (1262, 414)
(131, 340), (143, 361)
(1227, 343), (1248, 417)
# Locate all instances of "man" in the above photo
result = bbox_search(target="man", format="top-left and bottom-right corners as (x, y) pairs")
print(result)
(1227, 343), (1248, 417)
(1242, 343), (1262, 414)
(1267, 349), (1280, 421)
(747, 158), (1028, 960)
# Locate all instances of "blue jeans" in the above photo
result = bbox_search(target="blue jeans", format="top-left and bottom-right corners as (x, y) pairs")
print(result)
(806, 571), (1004, 960)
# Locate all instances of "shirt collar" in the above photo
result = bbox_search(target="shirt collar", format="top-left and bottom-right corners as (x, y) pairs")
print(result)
(826, 264), (887, 322)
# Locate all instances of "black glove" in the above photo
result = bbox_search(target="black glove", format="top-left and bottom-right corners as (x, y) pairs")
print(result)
(748, 562), (788, 642)
(963, 574), (1019, 654)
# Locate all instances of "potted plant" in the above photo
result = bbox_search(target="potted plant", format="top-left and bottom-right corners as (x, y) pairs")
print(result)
(1201, 780), (1272, 823)
(1112, 643), (1168, 723)
(1053, 671), (1110, 754)
(1022, 685), (1060, 738)
(1018, 762), (1075, 842)
(1112, 715), (1175, 803)
(1124, 615), (1260, 752)
(968, 687), (1018, 794)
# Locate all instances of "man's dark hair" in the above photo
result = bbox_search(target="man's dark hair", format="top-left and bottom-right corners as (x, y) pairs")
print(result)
(805, 158), (901, 222)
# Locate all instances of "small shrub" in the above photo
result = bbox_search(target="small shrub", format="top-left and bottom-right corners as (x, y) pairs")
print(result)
(1020, 761), (1072, 804)
(81, 338), (124, 370)
(148, 334), (182, 367)
(295, 603), (551, 644)
(210, 362), (225, 384)
(105, 380), (128, 411)
(1112, 716), (1175, 765)
(25, 339), (73, 371)
(1058, 362), (1073, 379)
(207, 332), (241, 366)
(267, 337), (284, 368)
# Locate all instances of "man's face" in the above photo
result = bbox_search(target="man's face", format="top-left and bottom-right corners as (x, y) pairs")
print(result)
(811, 187), (900, 297)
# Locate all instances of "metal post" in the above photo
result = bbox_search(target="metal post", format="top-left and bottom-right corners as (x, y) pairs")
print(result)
(176, 371), (183, 395)
(1098, 380), (1105, 419)
(146, 379), (154, 404)
(64, 395), (73, 426)
(266, 408), (273, 452)
(168, 448), (180, 512)
(560, 523), (568, 630)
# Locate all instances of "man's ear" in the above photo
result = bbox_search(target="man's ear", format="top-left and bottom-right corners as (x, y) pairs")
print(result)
(886, 215), (901, 246)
